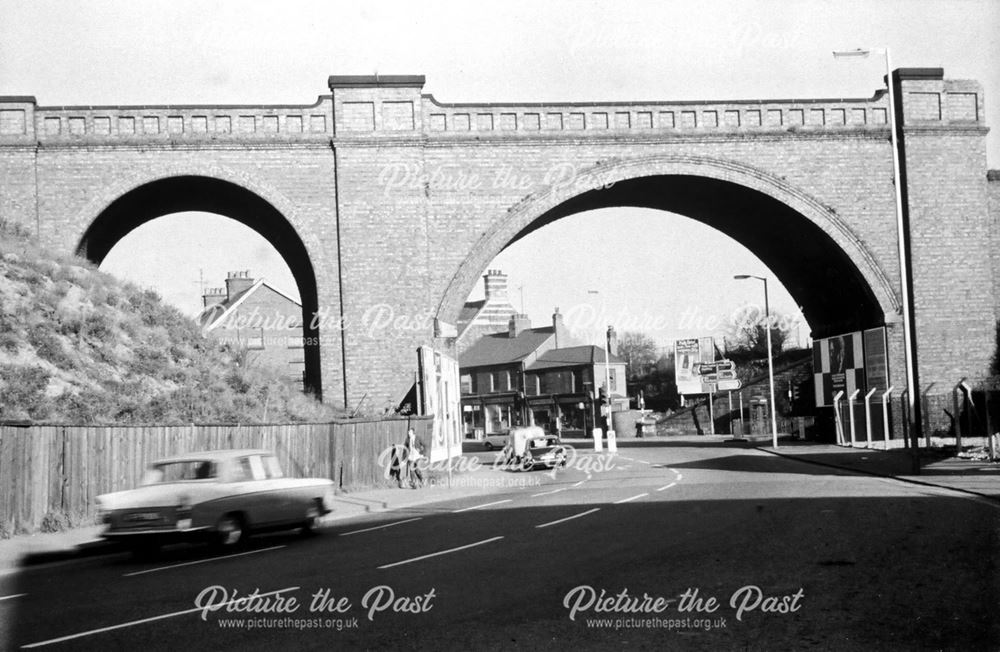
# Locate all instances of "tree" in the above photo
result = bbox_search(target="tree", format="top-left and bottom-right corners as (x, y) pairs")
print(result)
(617, 331), (659, 378)
(724, 304), (795, 359)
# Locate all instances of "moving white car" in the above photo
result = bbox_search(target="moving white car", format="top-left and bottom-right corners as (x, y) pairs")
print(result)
(96, 449), (335, 554)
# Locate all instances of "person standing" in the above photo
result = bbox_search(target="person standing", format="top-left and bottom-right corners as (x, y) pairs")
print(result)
(406, 428), (425, 488)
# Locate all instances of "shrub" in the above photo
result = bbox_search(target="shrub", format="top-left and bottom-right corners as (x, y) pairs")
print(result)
(0, 364), (51, 420)
(82, 311), (115, 343)
(39, 510), (72, 533)
(27, 329), (75, 368)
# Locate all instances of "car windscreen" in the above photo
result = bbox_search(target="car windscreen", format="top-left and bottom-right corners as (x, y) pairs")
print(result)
(141, 460), (217, 485)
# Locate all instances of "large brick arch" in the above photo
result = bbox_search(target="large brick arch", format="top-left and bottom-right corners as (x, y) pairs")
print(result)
(71, 161), (306, 252)
(436, 155), (900, 336)
(73, 165), (325, 398)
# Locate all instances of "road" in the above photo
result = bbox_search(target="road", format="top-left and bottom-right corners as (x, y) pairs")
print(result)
(2, 439), (998, 650)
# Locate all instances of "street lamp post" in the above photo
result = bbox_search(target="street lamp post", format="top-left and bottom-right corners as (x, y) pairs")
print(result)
(734, 274), (778, 447)
(834, 47), (922, 470)
(588, 290), (614, 440)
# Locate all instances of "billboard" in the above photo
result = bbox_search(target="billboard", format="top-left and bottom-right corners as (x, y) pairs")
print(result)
(675, 336), (716, 395)
(813, 327), (888, 407)
(417, 346), (463, 462)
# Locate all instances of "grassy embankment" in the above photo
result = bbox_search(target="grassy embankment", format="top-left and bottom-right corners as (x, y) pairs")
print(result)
(0, 219), (347, 424)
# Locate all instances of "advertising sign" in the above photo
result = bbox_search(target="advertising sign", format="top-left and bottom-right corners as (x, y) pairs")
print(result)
(863, 327), (889, 392)
(675, 337), (717, 395)
(417, 346), (462, 462)
(812, 327), (888, 407)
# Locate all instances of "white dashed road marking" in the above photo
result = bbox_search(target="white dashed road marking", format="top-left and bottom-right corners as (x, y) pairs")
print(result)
(22, 587), (299, 648)
(535, 508), (601, 529)
(378, 536), (504, 570)
(452, 500), (512, 513)
(340, 517), (423, 536)
(123, 545), (286, 577)
(614, 493), (649, 504)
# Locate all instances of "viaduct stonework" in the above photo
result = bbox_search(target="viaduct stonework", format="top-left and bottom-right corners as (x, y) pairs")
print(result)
(0, 69), (996, 433)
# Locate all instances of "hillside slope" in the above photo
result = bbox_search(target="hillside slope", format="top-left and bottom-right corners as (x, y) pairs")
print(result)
(0, 220), (346, 424)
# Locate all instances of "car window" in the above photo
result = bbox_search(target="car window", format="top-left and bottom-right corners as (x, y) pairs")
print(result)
(247, 455), (267, 481)
(230, 457), (254, 482)
(143, 461), (216, 484)
(262, 455), (284, 479)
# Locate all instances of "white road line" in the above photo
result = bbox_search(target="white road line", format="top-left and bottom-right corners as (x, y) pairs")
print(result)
(535, 508), (601, 529)
(340, 517), (423, 536)
(0, 593), (26, 602)
(122, 545), (286, 577)
(572, 480), (586, 487)
(614, 493), (649, 504)
(451, 499), (512, 513)
(657, 482), (677, 492)
(531, 488), (567, 497)
(378, 536), (504, 570)
(21, 587), (299, 648)
(636, 460), (651, 465)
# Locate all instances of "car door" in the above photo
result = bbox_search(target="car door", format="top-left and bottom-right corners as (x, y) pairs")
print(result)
(246, 454), (295, 526)
(220, 456), (264, 527)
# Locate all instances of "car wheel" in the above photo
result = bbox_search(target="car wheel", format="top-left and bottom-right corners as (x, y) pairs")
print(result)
(484, 441), (494, 451)
(215, 513), (246, 548)
(301, 500), (323, 536)
(520, 453), (534, 472)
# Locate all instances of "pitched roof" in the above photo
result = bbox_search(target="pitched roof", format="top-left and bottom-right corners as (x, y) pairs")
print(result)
(456, 300), (485, 329)
(199, 280), (301, 331)
(459, 327), (554, 368)
(526, 345), (626, 371)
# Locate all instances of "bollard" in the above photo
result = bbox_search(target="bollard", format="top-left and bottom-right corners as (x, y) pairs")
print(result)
(833, 391), (845, 445)
(848, 389), (860, 447)
(864, 388), (878, 448)
(881, 387), (894, 449)
(592, 427), (603, 452)
(607, 429), (617, 453)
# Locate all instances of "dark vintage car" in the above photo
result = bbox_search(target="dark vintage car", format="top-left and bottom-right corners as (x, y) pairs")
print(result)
(95, 449), (335, 553)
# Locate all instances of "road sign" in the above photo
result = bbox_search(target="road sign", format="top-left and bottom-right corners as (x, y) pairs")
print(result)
(717, 379), (743, 391)
(696, 359), (737, 384)
(697, 360), (735, 376)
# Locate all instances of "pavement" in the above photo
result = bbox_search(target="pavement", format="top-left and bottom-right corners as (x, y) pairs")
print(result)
(1, 436), (998, 576)
(754, 437), (1000, 500)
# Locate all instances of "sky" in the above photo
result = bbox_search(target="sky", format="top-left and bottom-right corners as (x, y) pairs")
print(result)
(1, 0), (996, 349)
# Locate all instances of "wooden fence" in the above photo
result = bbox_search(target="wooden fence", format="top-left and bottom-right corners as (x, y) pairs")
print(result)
(0, 416), (433, 536)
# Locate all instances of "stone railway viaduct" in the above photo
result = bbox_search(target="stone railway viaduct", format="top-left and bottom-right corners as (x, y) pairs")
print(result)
(0, 69), (996, 434)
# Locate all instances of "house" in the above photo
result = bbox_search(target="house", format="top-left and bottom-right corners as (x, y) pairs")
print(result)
(524, 340), (628, 435)
(198, 271), (305, 388)
(459, 310), (628, 437)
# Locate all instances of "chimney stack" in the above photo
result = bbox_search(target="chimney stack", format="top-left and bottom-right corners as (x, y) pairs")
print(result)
(202, 287), (227, 308)
(552, 307), (567, 348)
(483, 269), (508, 301)
(508, 313), (531, 338)
(225, 270), (254, 301)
